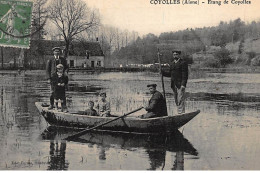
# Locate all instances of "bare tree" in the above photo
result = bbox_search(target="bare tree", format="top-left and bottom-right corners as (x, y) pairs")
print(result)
(106, 26), (117, 52)
(49, 0), (100, 58)
(99, 25), (117, 54)
(31, 0), (49, 40)
(115, 28), (122, 51)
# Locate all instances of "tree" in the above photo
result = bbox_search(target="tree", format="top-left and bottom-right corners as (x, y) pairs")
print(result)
(210, 29), (228, 47)
(31, 0), (48, 40)
(27, 0), (49, 69)
(213, 48), (233, 67)
(49, 0), (100, 58)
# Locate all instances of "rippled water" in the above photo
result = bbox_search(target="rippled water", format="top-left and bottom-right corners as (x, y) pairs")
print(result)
(0, 70), (259, 170)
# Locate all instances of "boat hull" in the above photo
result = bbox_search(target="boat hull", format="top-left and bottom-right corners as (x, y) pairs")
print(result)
(35, 102), (200, 134)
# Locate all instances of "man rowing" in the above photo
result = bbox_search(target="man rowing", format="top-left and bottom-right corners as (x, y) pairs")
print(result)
(139, 84), (168, 119)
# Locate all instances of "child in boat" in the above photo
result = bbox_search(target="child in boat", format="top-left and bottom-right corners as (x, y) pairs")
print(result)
(95, 92), (111, 117)
(82, 101), (98, 116)
(51, 64), (68, 112)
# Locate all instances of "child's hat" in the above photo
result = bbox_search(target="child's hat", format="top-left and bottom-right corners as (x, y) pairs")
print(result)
(52, 47), (62, 53)
(56, 64), (64, 69)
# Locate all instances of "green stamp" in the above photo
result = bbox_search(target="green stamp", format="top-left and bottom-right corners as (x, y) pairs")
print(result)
(0, 0), (33, 49)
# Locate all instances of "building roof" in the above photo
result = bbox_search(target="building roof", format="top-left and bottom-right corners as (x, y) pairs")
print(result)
(29, 40), (104, 56)
(0, 47), (21, 63)
(69, 41), (104, 56)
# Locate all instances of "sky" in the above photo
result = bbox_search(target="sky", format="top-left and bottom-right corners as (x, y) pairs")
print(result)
(84, 0), (260, 36)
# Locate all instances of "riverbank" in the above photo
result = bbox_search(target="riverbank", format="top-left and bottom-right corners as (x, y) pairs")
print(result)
(196, 67), (260, 73)
(1, 66), (260, 74)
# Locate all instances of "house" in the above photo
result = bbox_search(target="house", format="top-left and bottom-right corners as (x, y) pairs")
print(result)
(65, 41), (104, 68)
(25, 40), (105, 69)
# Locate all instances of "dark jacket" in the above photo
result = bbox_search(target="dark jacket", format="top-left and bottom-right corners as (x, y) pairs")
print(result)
(51, 73), (68, 100)
(77, 109), (98, 116)
(146, 91), (167, 117)
(46, 57), (69, 79)
(162, 58), (188, 89)
(83, 109), (98, 116)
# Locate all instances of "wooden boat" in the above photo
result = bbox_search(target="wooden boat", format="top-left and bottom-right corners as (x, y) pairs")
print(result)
(35, 102), (200, 134)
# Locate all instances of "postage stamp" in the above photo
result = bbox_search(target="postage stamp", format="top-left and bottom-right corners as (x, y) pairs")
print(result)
(0, 0), (33, 48)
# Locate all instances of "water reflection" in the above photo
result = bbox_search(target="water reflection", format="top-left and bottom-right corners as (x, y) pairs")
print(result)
(98, 147), (106, 160)
(146, 148), (166, 170)
(42, 127), (198, 170)
(173, 151), (184, 170)
(48, 141), (68, 170)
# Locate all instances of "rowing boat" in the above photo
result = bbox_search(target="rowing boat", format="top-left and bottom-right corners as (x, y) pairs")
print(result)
(35, 102), (200, 134)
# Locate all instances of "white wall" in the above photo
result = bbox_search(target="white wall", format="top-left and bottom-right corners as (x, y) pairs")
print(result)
(67, 55), (105, 68)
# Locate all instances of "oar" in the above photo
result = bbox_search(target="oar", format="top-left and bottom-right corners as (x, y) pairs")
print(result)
(157, 48), (166, 99)
(64, 107), (144, 140)
(157, 48), (168, 116)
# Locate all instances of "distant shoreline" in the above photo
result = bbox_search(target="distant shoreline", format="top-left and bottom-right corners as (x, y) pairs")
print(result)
(190, 67), (260, 73)
(1, 66), (260, 74)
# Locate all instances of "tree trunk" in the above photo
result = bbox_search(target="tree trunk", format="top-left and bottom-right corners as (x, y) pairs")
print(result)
(64, 41), (70, 59)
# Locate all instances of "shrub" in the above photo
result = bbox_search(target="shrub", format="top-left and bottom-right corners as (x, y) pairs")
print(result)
(251, 56), (260, 66)
(234, 53), (249, 65)
(182, 55), (194, 65)
(202, 57), (220, 68)
(213, 48), (233, 67)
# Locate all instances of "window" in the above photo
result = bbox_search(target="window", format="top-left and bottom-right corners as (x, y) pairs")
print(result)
(86, 50), (90, 59)
(70, 60), (74, 67)
(91, 61), (94, 68)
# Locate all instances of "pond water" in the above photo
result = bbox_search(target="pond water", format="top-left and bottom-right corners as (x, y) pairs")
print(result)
(0, 70), (259, 170)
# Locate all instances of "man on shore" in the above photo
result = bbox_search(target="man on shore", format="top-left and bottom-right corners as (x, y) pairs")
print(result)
(162, 50), (188, 114)
(140, 84), (167, 119)
(46, 47), (69, 110)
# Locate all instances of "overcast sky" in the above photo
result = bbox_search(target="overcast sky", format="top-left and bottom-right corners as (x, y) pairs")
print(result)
(84, 0), (260, 36)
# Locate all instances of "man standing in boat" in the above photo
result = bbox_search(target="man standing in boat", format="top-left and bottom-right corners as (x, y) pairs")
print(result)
(46, 47), (69, 110)
(162, 50), (188, 114)
(139, 84), (167, 119)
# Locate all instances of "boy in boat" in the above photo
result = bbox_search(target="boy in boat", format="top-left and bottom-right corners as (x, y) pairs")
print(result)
(82, 101), (98, 116)
(46, 47), (69, 110)
(139, 84), (167, 119)
(51, 64), (68, 112)
(95, 92), (111, 117)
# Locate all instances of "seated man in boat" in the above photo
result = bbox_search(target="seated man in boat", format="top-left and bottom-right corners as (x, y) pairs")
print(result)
(139, 84), (167, 119)
(95, 92), (111, 117)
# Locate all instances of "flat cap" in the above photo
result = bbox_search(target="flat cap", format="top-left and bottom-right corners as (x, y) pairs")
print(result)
(100, 92), (106, 97)
(172, 50), (181, 55)
(147, 84), (157, 88)
(52, 47), (62, 52)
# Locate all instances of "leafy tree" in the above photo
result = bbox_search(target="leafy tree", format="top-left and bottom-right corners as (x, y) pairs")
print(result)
(238, 38), (244, 54)
(210, 29), (228, 47)
(213, 48), (233, 67)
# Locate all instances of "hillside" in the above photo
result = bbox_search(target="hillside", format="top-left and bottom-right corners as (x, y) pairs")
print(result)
(226, 38), (260, 54)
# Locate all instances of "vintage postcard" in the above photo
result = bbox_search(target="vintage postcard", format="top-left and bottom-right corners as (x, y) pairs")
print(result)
(0, 0), (259, 171)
